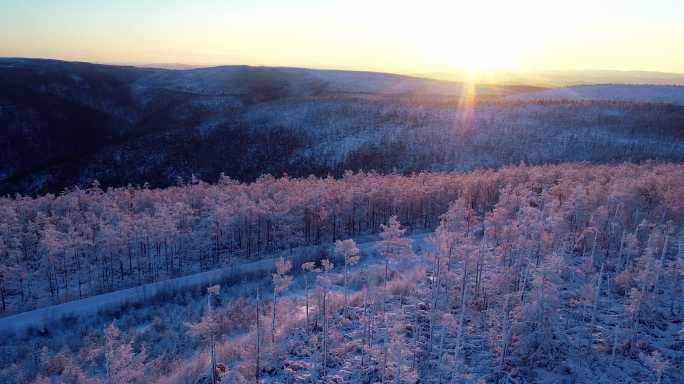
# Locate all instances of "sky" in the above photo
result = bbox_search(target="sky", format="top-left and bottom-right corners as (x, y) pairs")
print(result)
(1, 0), (683, 75)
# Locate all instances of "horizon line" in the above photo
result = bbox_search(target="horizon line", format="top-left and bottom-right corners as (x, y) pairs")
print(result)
(3, 56), (684, 78)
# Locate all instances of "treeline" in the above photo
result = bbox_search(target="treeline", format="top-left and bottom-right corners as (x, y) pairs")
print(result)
(1, 162), (683, 316)
(0, 171), (457, 314)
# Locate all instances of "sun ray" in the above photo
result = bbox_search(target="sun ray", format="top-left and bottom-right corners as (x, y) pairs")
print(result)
(455, 68), (477, 136)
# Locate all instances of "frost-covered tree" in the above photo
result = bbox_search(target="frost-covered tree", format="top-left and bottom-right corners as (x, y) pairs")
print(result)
(335, 239), (360, 309)
(186, 286), (223, 384)
(376, 216), (413, 287)
(207, 285), (221, 384)
(104, 322), (145, 384)
(301, 261), (320, 331)
(511, 255), (565, 367)
(316, 258), (334, 377)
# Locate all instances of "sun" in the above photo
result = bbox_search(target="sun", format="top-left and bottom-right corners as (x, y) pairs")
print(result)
(444, 27), (524, 76)
(461, 39), (514, 73)
(417, 1), (530, 78)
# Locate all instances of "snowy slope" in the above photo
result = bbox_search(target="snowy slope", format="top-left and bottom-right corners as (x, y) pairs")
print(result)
(510, 84), (684, 105)
(132, 65), (511, 98)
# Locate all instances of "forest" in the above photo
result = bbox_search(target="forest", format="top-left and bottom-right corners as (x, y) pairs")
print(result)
(1, 162), (683, 383)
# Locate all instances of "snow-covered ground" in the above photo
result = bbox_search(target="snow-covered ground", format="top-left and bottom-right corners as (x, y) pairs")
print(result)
(510, 84), (684, 105)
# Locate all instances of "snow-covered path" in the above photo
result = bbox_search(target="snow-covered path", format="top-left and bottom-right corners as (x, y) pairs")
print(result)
(0, 256), (268, 334)
(0, 232), (432, 335)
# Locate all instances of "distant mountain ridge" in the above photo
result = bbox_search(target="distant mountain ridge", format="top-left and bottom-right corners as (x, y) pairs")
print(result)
(420, 69), (684, 87)
(508, 84), (684, 105)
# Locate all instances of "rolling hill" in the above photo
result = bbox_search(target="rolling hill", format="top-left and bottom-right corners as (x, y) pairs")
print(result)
(1, 58), (683, 195)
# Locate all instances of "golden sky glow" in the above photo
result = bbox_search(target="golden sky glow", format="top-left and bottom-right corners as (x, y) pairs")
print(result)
(1, 0), (683, 76)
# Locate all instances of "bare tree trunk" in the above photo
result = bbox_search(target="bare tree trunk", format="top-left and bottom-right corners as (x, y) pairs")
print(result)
(361, 291), (367, 372)
(412, 299), (419, 371)
(208, 289), (218, 384)
(344, 262), (349, 310)
(590, 262), (604, 328)
(256, 287), (261, 382)
(611, 319), (619, 364)
(0, 276), (6, 313)
(437, 328), (445, 383)
(272, 285), (277, 345)
(428, 256), (441, 354)
(456, 266), (468, 354)
(322, 290), (328, 378)
(631, 264), (650, 346)
(520, 264), (529, 305)
(385, 258), (389, 288)
(654, 232), (669, 294)
(500, 294), (510, 369)
(590, 229), (599, 269)
(617, 231), (625, 270)
(476, 234), (486, 295)
(382, 309), (388, 384)
(673, 230), (684, 314)
(305, 276), (310, 333)
(395, 347), (402, 384)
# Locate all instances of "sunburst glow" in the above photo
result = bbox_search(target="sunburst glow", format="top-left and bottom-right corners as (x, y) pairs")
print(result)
(418, 1), (530, 74)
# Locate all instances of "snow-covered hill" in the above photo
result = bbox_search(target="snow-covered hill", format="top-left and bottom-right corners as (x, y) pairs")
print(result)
(510, 84), (684, 105)
(132, 65), (516, 98)
(3, 59), (684, 198)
